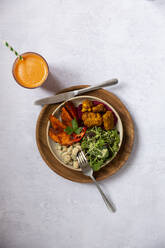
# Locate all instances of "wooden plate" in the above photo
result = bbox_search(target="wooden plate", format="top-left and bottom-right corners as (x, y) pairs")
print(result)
(36, 85), (134, 183)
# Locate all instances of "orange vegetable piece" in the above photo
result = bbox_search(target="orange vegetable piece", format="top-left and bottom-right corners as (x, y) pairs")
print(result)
(64, 101), (78, 120)
(49, 128), (75, 146)
(61, 107), (73, 126)
(49, 115), (66, 130)
(103, 111), (115, 130)
(49, 128), (61, 143)
(59, 133), (74, 146)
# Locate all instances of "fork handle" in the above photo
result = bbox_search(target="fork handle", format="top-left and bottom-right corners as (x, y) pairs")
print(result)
(90, 175), (115, 212)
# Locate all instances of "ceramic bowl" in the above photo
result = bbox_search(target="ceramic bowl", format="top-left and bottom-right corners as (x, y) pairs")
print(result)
(47, 95), (123, 171)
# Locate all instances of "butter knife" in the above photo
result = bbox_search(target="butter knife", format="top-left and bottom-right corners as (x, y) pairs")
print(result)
(34, 78), (118, 105)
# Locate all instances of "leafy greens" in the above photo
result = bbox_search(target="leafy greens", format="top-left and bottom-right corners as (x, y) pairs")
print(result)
(81, 126), (120, 171)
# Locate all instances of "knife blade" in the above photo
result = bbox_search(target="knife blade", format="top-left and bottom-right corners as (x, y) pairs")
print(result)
(34, 91), (77, 105)
(34, 78), (118, 105)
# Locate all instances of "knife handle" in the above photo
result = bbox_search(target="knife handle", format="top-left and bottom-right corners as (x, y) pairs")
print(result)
(75, 79), (118, 95)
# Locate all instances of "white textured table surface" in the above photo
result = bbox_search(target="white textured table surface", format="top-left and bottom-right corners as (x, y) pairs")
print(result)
(1, 0), (165, 247)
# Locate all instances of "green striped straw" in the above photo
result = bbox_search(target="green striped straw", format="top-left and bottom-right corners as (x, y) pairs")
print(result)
(4, 41), (23, 60)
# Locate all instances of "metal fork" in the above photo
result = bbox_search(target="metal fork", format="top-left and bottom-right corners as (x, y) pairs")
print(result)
(77, 151), (115, 212)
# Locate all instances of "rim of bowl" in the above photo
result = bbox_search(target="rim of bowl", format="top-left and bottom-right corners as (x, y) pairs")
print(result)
(47, 95), (123, 171)
(12, 52), (49, 89)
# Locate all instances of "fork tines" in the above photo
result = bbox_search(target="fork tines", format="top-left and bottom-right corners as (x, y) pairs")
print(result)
(77, 151), (88, 168)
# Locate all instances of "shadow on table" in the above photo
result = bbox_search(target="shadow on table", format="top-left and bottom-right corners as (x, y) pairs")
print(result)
(41, 65), (82, 94)
(41, 72), (62, 95)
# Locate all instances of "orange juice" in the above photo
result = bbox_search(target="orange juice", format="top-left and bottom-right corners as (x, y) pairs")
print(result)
(12, 52), (49, 88)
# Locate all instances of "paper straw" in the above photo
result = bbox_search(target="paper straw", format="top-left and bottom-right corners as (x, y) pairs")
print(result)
(4, 41), (23, 60)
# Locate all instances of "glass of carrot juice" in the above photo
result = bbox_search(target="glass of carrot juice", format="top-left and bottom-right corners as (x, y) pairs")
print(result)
(12, 52), (49, 88)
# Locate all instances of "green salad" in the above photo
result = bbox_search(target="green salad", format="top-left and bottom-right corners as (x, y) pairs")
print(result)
(81, 126), (120, 171)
